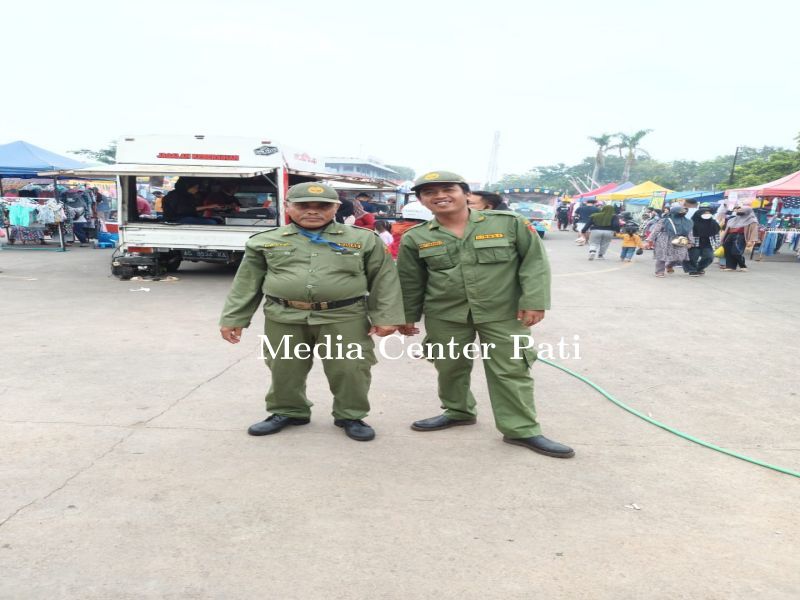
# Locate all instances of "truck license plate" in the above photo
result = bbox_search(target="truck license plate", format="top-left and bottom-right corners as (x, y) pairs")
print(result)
(182, 249), (230, 260)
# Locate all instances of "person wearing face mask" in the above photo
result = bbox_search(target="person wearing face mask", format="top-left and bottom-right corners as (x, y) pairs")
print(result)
(648, 205), (693, 277)
(720, 205), (759, 272)
(685, 203), (721, 276)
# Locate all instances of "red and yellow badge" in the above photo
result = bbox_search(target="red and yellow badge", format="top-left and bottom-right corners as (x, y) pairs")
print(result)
(523, 219), (537, 234)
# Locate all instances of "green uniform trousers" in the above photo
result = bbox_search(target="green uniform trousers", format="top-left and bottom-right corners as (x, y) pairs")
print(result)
(424, 316), (542, 439)
(262, 318), (376, 420)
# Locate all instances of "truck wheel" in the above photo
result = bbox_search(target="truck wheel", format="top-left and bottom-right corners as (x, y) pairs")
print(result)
(165, 258), (182, 273)
(115, 265), (135, 280)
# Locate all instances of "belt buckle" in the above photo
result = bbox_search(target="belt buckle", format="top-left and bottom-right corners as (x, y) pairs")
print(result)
(319, 301), (329, 310)
(287, 300), (313, 310)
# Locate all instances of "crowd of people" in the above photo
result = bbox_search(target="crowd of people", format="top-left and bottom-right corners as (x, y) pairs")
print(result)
(154, 176), (763, 279)
(561, 196), (760, 276)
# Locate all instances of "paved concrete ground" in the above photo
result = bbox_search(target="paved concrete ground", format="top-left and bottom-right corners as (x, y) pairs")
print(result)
(0, 234), (798, 599)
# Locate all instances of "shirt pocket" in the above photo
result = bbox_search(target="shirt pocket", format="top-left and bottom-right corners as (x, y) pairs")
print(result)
(264, 247), (297, 269)
(419, 245), (455, 270)
(474, 238), (513, 263)
(327, 250), (363, 274)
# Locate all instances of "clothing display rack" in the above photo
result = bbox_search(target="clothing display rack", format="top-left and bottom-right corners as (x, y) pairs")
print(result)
(0, 196), (66, 251)
(750, 198), (800, 261)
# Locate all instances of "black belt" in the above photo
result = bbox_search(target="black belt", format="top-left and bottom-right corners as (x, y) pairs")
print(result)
(265, 295), (365, 311)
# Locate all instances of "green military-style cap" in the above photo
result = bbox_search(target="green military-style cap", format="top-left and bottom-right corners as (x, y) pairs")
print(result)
(286, 181), (341, 204)
(411, 170), (468, 191)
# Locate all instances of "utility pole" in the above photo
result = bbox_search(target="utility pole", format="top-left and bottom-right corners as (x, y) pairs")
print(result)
(728, 146), (741, 185)
(485, 131), (500, 187)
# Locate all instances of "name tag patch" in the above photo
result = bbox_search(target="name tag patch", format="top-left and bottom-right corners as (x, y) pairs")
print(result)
(475, 233), (505, 240)
(338, 242), (363, 249)
(418, 241), (445, 249)
(263, 242), (292, 248)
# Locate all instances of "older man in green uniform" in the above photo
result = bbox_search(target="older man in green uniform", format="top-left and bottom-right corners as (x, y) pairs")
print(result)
(397, 171), (574, 458)
(219, 182), (404, 442)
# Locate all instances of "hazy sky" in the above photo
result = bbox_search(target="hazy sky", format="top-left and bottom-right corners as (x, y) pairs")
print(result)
(4, 0), (799, 182)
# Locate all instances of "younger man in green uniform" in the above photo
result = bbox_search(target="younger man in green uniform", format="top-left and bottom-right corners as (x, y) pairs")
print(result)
(397, 171), (574, 458)
(219, 182), (404, 442)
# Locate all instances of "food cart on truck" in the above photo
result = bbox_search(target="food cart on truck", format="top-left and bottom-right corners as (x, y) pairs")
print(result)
(44, 135), (390, 279)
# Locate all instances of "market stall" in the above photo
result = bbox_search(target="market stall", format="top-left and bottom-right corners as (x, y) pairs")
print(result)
(594, 180), (673, 216)
(726, 170), (800, 261)
(573, 181), (628, 201)
(626, 190), (725, 207)
(0, 141), (86, 251)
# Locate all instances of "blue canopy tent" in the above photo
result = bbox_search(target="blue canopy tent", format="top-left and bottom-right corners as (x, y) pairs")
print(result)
(625, 190), (725, 206)
(0, 141), (86, 251)
(0, 140), (85, 180)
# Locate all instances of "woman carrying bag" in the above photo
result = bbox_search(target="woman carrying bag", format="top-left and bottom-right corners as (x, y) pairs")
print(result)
(648, 205), (693, 277)
(720, 206), (759, 272)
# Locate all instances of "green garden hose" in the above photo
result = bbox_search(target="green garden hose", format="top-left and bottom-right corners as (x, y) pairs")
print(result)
(539, 358), (800, 479)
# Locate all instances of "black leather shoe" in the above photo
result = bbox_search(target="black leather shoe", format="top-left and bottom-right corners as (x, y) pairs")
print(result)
(247, 414), (310, 436)
(503, 435), (575, 458)
(411, 414), (477, 431)
(334, 419), (375, 442)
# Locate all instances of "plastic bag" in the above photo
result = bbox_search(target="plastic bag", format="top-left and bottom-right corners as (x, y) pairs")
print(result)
(714, 246), (724, 258)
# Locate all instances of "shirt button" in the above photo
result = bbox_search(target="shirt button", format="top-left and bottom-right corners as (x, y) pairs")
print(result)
(306, 285), (313, 288)
(309, 269), (314, 272)
(311, 253), (318, 256)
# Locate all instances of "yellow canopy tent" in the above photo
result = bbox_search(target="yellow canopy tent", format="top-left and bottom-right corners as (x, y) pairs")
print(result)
(596, 180), (673, 201)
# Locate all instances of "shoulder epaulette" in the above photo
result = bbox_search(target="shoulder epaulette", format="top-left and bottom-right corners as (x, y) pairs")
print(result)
(484, 210), (519, 217)
(406, 221), (430, 231)
(350, 224), (382, 237)
(248, 227), (280, 238)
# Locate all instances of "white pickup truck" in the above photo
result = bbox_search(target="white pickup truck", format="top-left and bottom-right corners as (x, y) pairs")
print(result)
(47, 134), (393, 278)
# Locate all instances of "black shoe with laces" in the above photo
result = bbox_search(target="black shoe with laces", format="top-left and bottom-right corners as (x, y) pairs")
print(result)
(247, 414), (310, 436)
(334, 419), (375, 441)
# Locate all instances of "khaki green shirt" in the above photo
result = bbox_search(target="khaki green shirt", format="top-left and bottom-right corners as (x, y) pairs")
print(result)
(219, 222), (405, 327)
(397, 209), (551, 324)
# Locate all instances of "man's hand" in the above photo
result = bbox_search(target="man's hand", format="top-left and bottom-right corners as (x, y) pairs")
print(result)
(517, 310), (545, 327)
(397, 323), (420, 336)
(369, 325), (398, 337)
(220, 326), (243, 344)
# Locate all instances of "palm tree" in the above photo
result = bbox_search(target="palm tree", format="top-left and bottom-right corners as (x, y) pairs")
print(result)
(612, 129), (653, 181)
(588, 134), (614, 184)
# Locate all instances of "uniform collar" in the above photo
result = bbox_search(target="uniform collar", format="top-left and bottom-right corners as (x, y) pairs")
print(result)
(427, 208), (485, 231)
(282, 221), (345, 236)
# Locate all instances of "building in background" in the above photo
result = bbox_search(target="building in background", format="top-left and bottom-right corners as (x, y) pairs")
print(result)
(324, 157), (400, 182)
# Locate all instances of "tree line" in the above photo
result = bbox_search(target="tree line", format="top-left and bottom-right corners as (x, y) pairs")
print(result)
(490, 131), (800, 194)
